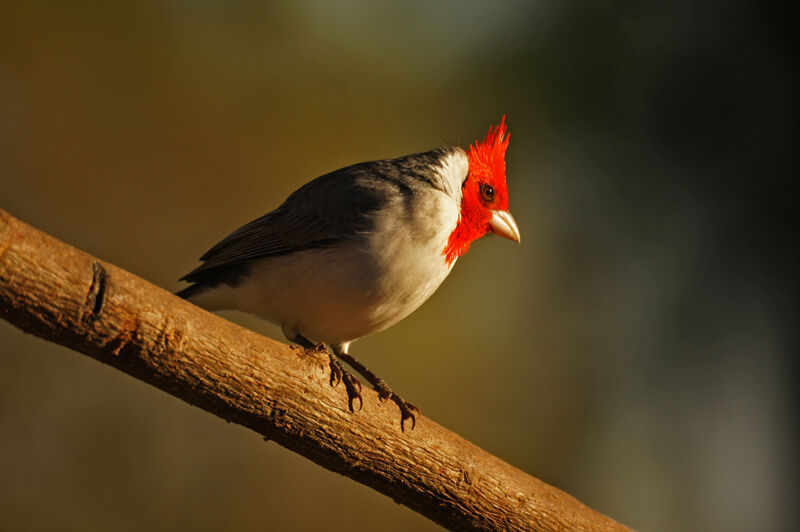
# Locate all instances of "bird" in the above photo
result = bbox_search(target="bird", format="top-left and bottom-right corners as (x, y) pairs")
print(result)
(177, 117), (520, 430)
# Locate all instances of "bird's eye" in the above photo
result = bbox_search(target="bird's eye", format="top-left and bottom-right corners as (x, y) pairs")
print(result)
(480, 183), (495, 202)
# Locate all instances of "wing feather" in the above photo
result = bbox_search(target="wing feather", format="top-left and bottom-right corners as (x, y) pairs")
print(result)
(180, 165), (389, 282)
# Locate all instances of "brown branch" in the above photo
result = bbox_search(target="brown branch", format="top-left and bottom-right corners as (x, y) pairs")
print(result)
(0, 209), (631, 532)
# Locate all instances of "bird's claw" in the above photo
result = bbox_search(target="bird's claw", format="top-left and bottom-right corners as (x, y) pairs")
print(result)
(378, 390), (422, 432)
(329, 352), (419, 429)
(328, 355), (363, 412)
(329, 357), (343, 387)
(342, 371), (363, 412)
(387, 392), (420, 432)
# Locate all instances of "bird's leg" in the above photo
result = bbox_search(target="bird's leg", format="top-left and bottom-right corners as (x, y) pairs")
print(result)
(331, 346), (420, 432)
(289, 334), (362, 412)
(289, 333), (319, 350)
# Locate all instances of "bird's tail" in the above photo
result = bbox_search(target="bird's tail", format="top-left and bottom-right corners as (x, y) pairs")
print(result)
(175, 283), (206, 301)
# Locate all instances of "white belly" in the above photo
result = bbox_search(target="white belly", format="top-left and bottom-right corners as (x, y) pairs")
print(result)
(192, 190), (459, 345)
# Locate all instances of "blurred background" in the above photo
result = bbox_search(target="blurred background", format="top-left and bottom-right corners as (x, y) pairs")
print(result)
(1, 2), (796, 531)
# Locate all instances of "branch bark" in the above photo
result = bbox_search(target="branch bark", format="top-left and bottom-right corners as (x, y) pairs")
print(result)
(0, 209), (630, 532)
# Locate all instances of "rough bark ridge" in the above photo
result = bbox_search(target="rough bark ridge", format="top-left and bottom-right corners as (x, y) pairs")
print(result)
(0, 209), (630, 531)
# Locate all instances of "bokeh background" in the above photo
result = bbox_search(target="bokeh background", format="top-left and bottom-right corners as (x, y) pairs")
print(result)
(1, 2), (796, 531)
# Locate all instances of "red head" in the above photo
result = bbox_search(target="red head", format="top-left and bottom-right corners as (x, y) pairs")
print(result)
(444, 116), (520, 264)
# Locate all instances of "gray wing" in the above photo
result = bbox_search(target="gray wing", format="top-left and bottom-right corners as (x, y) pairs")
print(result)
(180, 164), (391, 283)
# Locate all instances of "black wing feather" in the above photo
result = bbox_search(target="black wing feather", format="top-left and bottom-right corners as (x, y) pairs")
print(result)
(180, 164), (389, 284)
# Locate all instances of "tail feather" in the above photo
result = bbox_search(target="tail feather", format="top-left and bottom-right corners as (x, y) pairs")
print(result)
(176, 261), (251, 302)
(175, 283), (207, 301)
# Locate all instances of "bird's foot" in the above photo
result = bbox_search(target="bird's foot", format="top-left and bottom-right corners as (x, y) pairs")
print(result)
(328, 354), (363, 412)
(332, 350), (421, 432)
(392, 394), (420, 432)
(374, 380), (420, 432)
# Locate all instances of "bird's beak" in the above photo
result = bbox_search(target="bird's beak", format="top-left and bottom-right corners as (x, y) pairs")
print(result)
(488, 210), (521, 243)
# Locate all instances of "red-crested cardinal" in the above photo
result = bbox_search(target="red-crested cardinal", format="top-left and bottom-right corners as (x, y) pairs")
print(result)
(178, 118), (520, 430)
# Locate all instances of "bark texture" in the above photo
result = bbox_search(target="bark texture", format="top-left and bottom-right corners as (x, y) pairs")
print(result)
(0, 209), (631, 531)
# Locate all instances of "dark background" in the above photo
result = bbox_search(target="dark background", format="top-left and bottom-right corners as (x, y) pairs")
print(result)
(1, 2), (796, 531)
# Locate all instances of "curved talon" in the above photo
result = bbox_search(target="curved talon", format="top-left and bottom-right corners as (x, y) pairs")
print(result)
(401, 412), (415, 432)
(390, 394), (420, 432)
(328, 359), (343, 387)
(399, 406), (416, 432)
(328, 354), (363, 413)
(341, 373), (363, 413)
(348, 394), (364, 413)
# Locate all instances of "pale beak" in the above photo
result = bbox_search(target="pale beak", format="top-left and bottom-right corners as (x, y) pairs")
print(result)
(488, 210), (521, 243)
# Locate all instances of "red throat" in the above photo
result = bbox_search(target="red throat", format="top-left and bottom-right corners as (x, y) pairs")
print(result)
(444, 117), (510, 265)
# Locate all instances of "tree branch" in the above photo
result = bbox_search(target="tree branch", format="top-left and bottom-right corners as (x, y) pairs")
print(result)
(0, 209), (630, 531)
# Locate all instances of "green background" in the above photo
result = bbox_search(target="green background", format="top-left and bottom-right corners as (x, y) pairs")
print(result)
(1, 2), (796, 531)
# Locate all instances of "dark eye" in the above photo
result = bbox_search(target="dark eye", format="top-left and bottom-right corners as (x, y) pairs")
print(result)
(480, 183), (495, 202)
